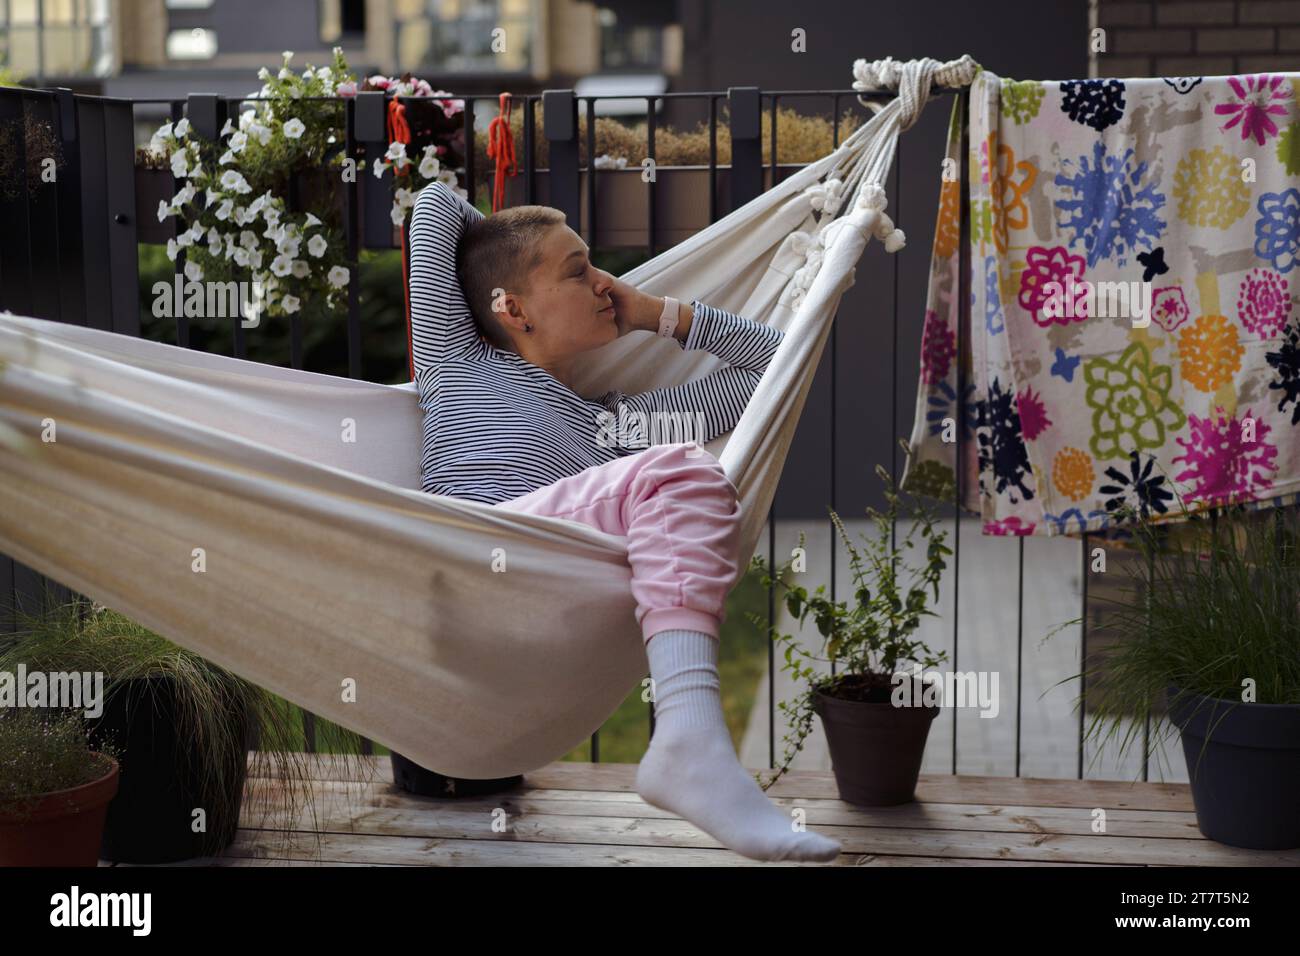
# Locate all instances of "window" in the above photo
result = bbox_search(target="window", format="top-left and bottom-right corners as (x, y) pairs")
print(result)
(166, 27), (218, 60)
(0, 0), (114, 81)
(395, 0), (537, 74)
(599, 9), (662, 72)
(319, 0), (366, 42)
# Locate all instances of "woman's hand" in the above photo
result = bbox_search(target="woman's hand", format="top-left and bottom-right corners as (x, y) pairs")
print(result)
(607, 277), (663, 338)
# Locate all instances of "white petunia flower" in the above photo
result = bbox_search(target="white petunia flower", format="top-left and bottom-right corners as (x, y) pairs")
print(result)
(281, 294), (301, 314)
(418, 153), (439, 179)
(277, 237), (301, 258)
(291, 260), (310, 278)
(307, 234), (328, 258)
(157, 199), (173, 222)
(240, 230), (259, 249)
(390, 203), (406, 226)
(215, 199), (234, 221)
(257, 67), (271, 81)
(166, 237), (179, 261)
(270, 254), (293, 277)
(263, 205), (281, 224)
(233, 247), (251, 267)
(327, 265), (350, 288)
(233, 205), (253, 225)
(173, 118), (191, 137)
(252, 122), (272, 146)
(278, 67), (292, 80)
(304, 212), (321, 228)
(229, 131), (248, 152)
(184, 259), (203, 282)
(372, 158), (387, 180)
(220, 117), (235, 136)
(220, 170), (251, 193)
(384, 142), (407, 163)
(207, 228), (222, 255)
(156, 121), (174, 140)
(250, 249), (263, 269)
(282, 118), (306, 139)
(170, 151), (189, 179)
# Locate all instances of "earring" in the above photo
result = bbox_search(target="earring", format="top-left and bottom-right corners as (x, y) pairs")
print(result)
(524, 323), (533, 333)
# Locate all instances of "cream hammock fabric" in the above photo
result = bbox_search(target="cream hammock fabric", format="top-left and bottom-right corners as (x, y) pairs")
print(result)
(0, 56), (976, 779)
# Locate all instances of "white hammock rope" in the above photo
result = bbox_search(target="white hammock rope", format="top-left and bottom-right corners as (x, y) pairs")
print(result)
(0, 56), (976, 779)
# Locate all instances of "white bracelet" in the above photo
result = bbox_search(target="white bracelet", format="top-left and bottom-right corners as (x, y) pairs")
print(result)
(657, 296), (680, 338)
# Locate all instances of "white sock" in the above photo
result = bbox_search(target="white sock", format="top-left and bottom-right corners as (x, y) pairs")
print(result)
(635, 628), (841, 863)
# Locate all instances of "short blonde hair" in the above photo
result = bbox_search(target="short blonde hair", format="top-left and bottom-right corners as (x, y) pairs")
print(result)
(455, 204), (567, 352)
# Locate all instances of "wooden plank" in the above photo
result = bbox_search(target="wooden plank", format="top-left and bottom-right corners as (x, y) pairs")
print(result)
(246, 776), (1201, 840)
(216, 831), (1115, 867)
(236, 777), (1295, 867)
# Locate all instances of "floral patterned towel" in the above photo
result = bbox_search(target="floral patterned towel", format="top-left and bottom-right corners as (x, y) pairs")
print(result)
(903, 69), (1300, 537)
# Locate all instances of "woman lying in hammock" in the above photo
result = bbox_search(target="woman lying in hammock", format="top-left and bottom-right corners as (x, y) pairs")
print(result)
(408, 183), (840, 863)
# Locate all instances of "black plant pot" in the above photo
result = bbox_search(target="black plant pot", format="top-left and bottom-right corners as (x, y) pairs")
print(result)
(1166, 684), (1300, 850)
(86, 673), (255, 863)
(389, 751), (523, 799)
(813, 678), (940, 806)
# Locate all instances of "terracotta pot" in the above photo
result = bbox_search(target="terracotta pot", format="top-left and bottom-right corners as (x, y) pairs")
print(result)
(813, 678), (939, 806)
(491, 164), (807, 248)
(0, 753), (120, 867)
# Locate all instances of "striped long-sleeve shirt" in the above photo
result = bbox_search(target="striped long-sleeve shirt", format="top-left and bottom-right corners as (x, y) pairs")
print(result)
(409, 189), (785, 505)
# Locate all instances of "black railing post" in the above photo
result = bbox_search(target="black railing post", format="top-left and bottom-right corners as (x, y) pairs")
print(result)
(0, 86), (35, 317)
(103, 100), (140, 337)
(355, 90), (391, 250)
(53, 88), (86, 330)
(726, 86), (761, 212)
(542, 89), (578, 230)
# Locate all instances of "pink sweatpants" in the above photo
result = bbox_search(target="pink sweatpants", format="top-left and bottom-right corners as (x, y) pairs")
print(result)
(493, 442), (744, 643)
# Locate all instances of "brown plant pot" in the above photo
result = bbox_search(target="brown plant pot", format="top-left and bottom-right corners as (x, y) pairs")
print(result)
(813, 677), (940, 806)
(490, 164), (806, 248)
(0, 753), (120, 867)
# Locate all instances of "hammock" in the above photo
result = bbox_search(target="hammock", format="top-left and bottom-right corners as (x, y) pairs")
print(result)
(0, 56), (976, 779)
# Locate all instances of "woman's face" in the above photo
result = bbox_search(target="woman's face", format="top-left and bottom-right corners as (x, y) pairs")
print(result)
(509, 223), (620, 358)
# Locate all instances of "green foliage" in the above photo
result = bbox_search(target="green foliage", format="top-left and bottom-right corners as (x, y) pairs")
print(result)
(0, 709), (121, 820)
(0, 591), (374, 857)
(747, 452), (950, 789)
(1050, 501), (1300, 777)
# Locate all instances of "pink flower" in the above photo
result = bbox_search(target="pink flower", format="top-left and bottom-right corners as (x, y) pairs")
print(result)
(367, 75), (392, 90)
(1019, 245), (1089, 326)
(335, 81), (357, 98)
(983, 516), (1035, 536)
(1213, 74), (1291, 146)
(920, 308), (956, 385)
(1151, 286), (1190, 332)
(1173, 407), (1277, 505)
(1236, 268), (1291, 338)
(1016, 385), (1052, 441)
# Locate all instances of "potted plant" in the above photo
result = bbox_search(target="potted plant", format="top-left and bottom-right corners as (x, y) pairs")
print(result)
(1051, 501), (1300, 850)
(0, 708), (122, 866)
(0, 594), (375, 863)
(748, 462), (951, 805)
(484, 104), (863, 248)
(133, 49), (467, 306)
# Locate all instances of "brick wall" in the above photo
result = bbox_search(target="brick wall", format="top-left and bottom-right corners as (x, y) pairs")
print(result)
(1092, 0), (1300, 77)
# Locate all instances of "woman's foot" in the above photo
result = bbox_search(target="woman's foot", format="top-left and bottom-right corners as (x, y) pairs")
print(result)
(636, 723), (841, 862)
(639, 629), (841, 863)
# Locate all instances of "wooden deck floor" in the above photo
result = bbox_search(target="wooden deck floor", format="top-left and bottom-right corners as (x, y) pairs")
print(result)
(102, 754), (1300, 867)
